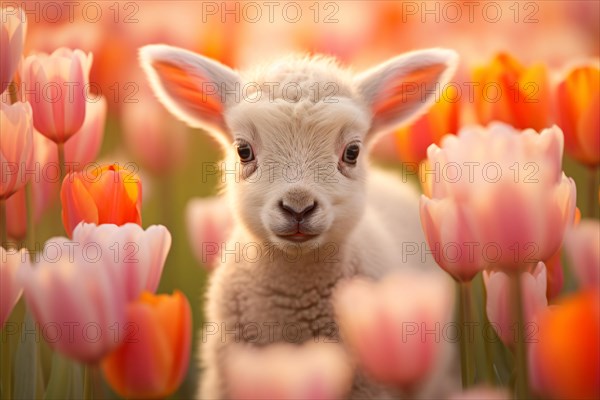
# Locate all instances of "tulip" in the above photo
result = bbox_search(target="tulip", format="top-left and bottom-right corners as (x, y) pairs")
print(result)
(472, 53), (550, 131)
(564, 219), (600, 289)
(393, 84), (460, 165)
(483, 262), (548, 347)
(186, 197), (232, 269)
(0, 246), (27, 327)
(448, 386), (510, 400)
(19, 234), (128, 362)
(101, 291), (192, 399)
(529, 290), (600, 399)
(60, 163), (142, 237)
(73, 222), (171, 301)
(122, 89), (187, 175)
(0, 101), (33, 199)
(556, 65), (600, 166)
(22, 48), (92, 143)
(333, 271), (453, 391)
(5, 131), (61, 240)
(421, 123), (576, 275)
(226, 342), (353, 400)
(0, 7), (26, 94)
(64, 96), (107, 168)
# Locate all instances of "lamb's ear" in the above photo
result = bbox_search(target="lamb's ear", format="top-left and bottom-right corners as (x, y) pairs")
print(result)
(139, 44), (240, 146)
(354, 49), (458, 141)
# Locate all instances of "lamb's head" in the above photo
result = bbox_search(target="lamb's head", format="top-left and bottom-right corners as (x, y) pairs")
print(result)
(140, 46), (458, 250)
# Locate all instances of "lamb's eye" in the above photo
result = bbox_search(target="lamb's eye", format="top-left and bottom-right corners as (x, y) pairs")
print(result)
(236, 141), (255, 162)
(342, 143), (360, 164)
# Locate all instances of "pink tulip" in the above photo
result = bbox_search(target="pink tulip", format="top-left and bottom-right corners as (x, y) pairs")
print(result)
(564, 219), (600, 289)
(22, 48), (92, 143)
(64, 96), (107, 169)
(121, 88), (188, 175)
(5, 131), (61, 240)
(448, 386), (511, 400)
(226, 342), (353, 400)
(186, 197), (232, 269)
(19, 222), (171, 362)
(0, 7), (26, 94)
(483, 262), (548, 347)
(421, 123), (577, 276)
(0, 101), (33, 199)
(0, 246), (27, 327)
(333, 271), (453, 391)
(72, 223), (171, 301)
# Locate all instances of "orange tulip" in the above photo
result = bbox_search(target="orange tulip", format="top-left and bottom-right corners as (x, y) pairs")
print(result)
(473, 53), (550, 131)
(556, 65), (600, 166)
(529, 290), (600, 399)
(101, 291), (192, 399)
(394, 84), (460, 165)
(60, 163), (142, 237)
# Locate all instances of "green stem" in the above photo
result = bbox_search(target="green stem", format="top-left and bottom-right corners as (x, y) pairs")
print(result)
(57, 143), (66, 183)
(83, 364), (93, 400)
(511, 272), (530, 399)
(25, 183), (35, 251)
(480, 277), (497, 385)
(0, 199), (7, 248)
(588, 167), (598, 219)
(458, 281), (474, 388)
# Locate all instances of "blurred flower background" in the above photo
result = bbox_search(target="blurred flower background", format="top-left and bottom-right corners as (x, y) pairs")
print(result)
(1, 1), (599, 399)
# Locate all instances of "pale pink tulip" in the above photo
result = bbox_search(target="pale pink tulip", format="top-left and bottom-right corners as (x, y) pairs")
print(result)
(73, 222), (171, 301)
(226, 342), (353, 400)
(483, 262), (548, 347)
(564, 219), (600, 289)
(186, 197), (232, 269)
(448, 386), (511, 400)
(0, 7), (26, 94)
(5, 131), (63, 240)
(0, 246), (27, 327)
(121, 88), (188, 175)
(421, 124), (577, 275)
(22, 48), (92, 143)
(334, 271), (453, 391)
(64, 97), (107, 169)
(0, 101), (33, 199)
(19, 222), (171, 362)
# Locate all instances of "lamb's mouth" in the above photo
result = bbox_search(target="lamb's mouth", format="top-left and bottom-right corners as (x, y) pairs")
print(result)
(276, 232), (319, 243)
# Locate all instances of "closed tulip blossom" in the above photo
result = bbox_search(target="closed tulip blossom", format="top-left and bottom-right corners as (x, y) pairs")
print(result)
(101, 291), (192, 399)
(19, 222), (170, 362)
(74, 222), (171, 301)
(483, 262), (548, 347)
(186, 197), (232, 269)
(0, 247), (27, 327)
(0, 7), (26, 94)
(60, 163), (142, 237)
(564, 219), (600, 288)
(22, 48), (92, 143)
(529, 290), (600, 399)
(226, 342), (353, 400)
(420, 123), (577, 275)
(334, 271), (453, 391)
(0, 101), (33, 199)
(472, 53), (550, 131)
(64, 96), (107, 168)
(556, 65), (600, 166)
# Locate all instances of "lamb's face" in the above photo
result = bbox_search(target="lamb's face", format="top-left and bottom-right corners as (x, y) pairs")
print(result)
(223, 95), (372, 249)
(140, 46), (458, 255)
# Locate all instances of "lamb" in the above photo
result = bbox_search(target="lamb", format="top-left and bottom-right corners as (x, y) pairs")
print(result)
(139, 45), (460, 399)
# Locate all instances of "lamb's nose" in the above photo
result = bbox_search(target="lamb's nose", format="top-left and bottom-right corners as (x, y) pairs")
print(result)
(279, 201), (317, 222)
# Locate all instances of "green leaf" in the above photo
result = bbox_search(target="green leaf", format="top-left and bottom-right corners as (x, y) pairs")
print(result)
(44, 353), (83, 400)
(13, 311), (41, 400)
